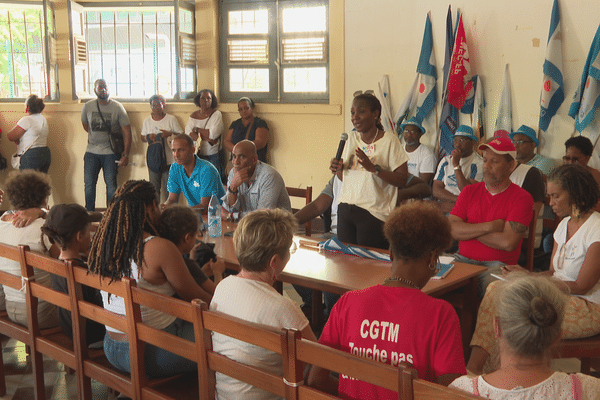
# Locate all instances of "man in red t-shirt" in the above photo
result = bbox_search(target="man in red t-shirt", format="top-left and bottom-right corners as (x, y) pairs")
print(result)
(449, 136), (533, 294)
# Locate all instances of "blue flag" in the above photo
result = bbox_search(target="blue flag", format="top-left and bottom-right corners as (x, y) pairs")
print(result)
(414, 13), (437, 123)
(539, 0), (564, 132)
(569, 24), (600, 133)
(460, 75), (479, 114)
(438, 6), (457, 158)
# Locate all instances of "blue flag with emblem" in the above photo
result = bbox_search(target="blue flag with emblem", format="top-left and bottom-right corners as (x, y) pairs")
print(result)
(414, 13), (437, 123)
(539, 0), (564, 132)
(569, 24), (600, 133)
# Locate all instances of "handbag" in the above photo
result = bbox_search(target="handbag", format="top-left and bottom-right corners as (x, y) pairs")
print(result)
(146, 135), (168, 173)
(11, 142), (35, 169)
(96, 101), (124, 155)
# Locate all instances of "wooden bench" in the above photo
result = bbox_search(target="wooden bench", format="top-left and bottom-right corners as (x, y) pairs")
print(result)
(286, 329), (480, 400)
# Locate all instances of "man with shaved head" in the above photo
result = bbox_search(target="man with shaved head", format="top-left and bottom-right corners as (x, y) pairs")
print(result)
(223, 140), (291, 219)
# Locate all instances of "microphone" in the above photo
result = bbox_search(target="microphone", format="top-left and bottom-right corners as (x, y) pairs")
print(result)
(335, 133), (348, 160)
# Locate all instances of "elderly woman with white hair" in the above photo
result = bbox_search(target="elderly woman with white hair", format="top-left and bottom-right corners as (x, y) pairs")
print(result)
(451, 274), (600, 398)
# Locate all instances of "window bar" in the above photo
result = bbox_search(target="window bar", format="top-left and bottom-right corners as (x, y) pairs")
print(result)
(23, 11), (32, 95)
(174, 0), (181, 99)
(141, 12), (145, 98)
(275, 0), (281, 102)
(42, 0), (51, 98)
(154, 12), (158, 95)
(128, 13), (132, 97)
(7, 11), (16, 97)
(113, 12), (117, 96)
(99, 13), (104, 91)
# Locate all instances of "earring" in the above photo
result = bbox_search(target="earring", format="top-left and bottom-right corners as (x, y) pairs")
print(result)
(572, 204), (581, 219)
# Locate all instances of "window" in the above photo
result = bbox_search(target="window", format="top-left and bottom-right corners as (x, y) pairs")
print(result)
(69, 1), (196, 100)
(0, 0), (58, 100)
(219, 0), (329, 103)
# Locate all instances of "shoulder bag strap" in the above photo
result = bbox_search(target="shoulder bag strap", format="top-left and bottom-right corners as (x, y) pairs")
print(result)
(244, 118), (255, 140)
(96, 101), (110, 134)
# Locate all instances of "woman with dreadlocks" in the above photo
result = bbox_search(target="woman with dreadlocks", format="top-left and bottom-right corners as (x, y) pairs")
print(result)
(88, 180), (209, 378)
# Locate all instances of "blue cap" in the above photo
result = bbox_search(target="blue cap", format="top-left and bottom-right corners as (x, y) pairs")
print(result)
(454, 125), (478, 141)
(399, 117), (426, 135)
(509, 125), (539, 146)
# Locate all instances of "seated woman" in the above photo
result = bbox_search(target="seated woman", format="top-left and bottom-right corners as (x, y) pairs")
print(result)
(308, 201), (466, 398)
(563, 135), (600, 189)
(87, 180), (212, 379)
(467, 164), (600, 375)
(0, 170), (57, 328)
(210, 209), (317, 400)
(41, 204), (105, 345)
(452, 274), (600, 398)
(224, 97), (269, 163)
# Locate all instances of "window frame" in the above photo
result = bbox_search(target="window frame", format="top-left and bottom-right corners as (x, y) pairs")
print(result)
(0, 0), (59, 102)
(219, 0), (329, 104)
(68, 0), (197, 102)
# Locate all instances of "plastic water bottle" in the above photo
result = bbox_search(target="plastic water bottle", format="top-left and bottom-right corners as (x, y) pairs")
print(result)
(208, 192), (222, 238)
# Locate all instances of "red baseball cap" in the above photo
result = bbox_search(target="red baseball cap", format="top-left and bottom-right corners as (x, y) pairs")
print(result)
(478, 136), (516, 159)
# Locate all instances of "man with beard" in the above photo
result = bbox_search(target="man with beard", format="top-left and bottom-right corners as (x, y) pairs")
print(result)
(400, 117), (436, 184)
(433, 125), (483, 213)
(81, 79), (132, 211)
(449, 137), (533, 295)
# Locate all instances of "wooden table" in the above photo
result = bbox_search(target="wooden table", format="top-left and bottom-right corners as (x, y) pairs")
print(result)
(205, 222), (485, 352)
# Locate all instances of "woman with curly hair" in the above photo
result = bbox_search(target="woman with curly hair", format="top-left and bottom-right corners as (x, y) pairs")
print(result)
(0, 170), (57, 328)
(467, 164), (600, 375)
(88, 180), (210, 378)
(308, 201), (466, 398)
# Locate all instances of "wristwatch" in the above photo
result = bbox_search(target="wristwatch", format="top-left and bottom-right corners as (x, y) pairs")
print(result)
(453, 165), (460, 171)
(228, 186), (238, 194)
(374, 164), (382, 175)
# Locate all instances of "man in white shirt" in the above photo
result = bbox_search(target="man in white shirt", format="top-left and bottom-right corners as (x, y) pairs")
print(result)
(400, 117), (436, 184)
(433, 125), (483, 213)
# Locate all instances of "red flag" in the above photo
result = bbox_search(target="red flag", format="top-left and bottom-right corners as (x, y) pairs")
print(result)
(447, 14), (473, 110)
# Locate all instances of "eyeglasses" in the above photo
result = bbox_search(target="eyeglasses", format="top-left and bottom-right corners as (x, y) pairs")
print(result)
(563, 156), (580, 164)
(403, 129), (421, 135)
(512, 140), (534, 145)
(353, 90), (375, 97)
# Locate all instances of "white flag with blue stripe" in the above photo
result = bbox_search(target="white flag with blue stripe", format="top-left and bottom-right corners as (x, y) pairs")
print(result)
(569, 24), (600, 133)
(539, 0), (564, 132)
(414, 13), (437, 123)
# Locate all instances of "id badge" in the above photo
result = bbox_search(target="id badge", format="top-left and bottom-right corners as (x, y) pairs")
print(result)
(363, 143), (375, 155)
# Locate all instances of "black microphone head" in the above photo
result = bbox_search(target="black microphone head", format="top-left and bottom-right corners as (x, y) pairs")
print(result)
(340, 133), (348, 141)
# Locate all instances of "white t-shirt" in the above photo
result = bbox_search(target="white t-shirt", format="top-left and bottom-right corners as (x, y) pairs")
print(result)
(553, 212), (600, 304)
(141, 114), (183, 165)
(404, 143), (436, 179)
(184, 110), (224, 156)
(450, 372), (600, 400)
(210, 276), (309, 400)
(0, 218), (52, 303)
(434, 152), (484, 196)
(16, 114), (49, 153)
(338, 130), (409, 222)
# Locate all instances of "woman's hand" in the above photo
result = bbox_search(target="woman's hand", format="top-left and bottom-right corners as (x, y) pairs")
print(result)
(330, 158), (343, 181)
(355, 147), (375, 172)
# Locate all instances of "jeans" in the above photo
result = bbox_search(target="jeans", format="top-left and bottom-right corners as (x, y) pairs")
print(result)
(103, 318), (197, 379)
(84, 152), (119, 211)
(452, 254), (506, 297)
(148, 166), (170, 203)
(198, 152), (226, 183)
(20, 146), (51, 173)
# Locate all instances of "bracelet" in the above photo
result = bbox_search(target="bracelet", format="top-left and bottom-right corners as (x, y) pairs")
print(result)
(453, 166), (460, 171)
(122, 154), (129, 158)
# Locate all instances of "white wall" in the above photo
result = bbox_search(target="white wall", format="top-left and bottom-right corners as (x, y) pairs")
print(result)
(345, 0), (600, 163)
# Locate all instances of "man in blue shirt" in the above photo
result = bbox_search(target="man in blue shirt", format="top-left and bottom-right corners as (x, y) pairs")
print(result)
(163, 134), (224, 211)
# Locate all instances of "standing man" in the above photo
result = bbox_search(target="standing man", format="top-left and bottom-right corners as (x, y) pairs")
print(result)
(433, 125), (483, 213)
(509, 125), (555, 177)
(81, 79), (131, 211)
(163, 134), (225, 211)
(400, 117), (436, 184)
(222, 140), (291, 219)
